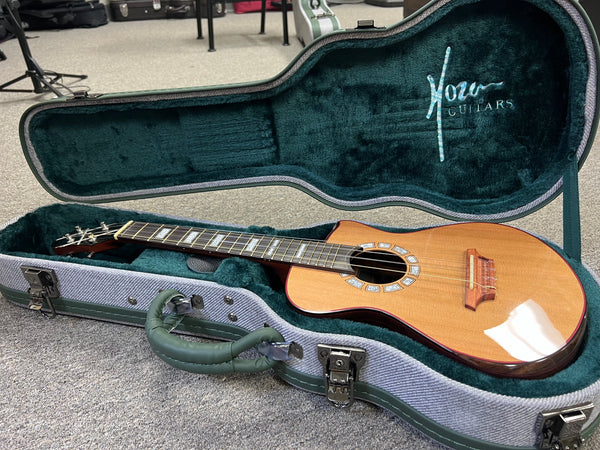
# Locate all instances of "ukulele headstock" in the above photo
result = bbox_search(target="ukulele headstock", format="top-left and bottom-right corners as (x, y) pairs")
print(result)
(52, 222), (124, 256)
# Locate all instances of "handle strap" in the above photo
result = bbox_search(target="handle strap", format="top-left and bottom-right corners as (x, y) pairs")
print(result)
(145, 289), (284, 374)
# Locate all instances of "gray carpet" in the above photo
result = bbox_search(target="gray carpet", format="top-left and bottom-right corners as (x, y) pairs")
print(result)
(1, 3), (600, 448)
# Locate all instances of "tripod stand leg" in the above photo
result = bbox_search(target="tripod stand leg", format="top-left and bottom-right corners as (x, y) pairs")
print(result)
(0, 73), (31, 92)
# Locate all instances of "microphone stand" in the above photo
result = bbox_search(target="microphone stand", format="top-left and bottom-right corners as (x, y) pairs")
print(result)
(0, 0), (87, 96)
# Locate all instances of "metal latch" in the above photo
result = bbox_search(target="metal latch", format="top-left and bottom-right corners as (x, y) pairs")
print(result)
(21, 266), (60, 318)
(538, 403), (594, 450)
(166, 294), (205, 315)
(119, 3), (128, 17)
(317, 344), (366, 408)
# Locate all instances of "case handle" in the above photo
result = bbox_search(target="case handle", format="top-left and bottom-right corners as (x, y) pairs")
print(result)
(145, 289), (283, 374)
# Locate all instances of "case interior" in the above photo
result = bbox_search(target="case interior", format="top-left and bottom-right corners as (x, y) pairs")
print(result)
(21, 0), (597, 220)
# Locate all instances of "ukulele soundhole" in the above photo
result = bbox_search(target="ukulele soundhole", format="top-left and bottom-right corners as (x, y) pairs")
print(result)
(351, 250), (408, 284)
(342, 243), (420, 293)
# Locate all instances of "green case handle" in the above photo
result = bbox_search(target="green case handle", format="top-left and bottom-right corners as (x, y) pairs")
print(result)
(145, 289), (284, 374)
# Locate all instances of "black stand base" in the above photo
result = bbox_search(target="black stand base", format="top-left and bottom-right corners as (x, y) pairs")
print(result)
(0, 69), (87, 96)
(0, 0), (87, 97)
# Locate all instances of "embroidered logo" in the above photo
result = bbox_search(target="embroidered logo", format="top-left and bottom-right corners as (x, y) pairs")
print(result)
(426, 46), (510, 162)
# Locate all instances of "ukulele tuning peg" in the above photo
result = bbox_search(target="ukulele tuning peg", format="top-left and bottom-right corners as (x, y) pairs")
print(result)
(75, 226), (83, 234)
(100, 222), (109, 231)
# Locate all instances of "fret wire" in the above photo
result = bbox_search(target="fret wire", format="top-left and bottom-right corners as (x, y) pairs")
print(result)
(295, 240), (308, 264)
(190, 228), (208, 248)
(322, 243), (335, 267)
(138, 223), (157, 240)
(263, 236), (283, 260)
(321, 243), (335, 268)
(147, 224), (166, 241)
(270, 238), (284, 260)
(176, 227), (194, 246)
(279, 238), (295, 263)
(335, 246), (356, 272)
(261, 236), (272, 259)
(314, 242), (328, 267)
(200, 229), (221, 249)
(257, 235), (273, 259)
(137, 223), (157, 240)
(296, 240), (310, 263)
(235, 233), (254, 255)
(162, 226), (179, 243)
(171, 226), (191, 247)
(305, 241), (319, 266)
(330, 244), (342, 269)
(216, 232), (233, 252)
(227, 232), (245, 255)
(130, 222), (149, 239)
(123, 222), (360, 272)
(250, 235), (264, 255)
(169, 227), (190, 245)
(190, 229), (211, 249)
(308, 242), (319, 266)
(120, 221), (137, 238)
(272, 237), (292, 262)
(259, 236), (273, 259)
(239, 234), (256, 255)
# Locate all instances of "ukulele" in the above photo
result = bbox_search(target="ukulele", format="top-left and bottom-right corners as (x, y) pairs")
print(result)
(53, 220), (587, 378)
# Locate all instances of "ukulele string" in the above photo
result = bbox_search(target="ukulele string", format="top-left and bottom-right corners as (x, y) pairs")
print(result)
(65, 223), (569, 289)
(63, 224), (491, 286)
(346, 257), (497, 289)
(104, 223), (478, 272)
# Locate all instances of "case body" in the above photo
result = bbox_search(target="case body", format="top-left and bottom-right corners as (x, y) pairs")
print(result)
(20, 0), (108, 30)
(109, 0), (224, 21)
(2, 0), (600, 448)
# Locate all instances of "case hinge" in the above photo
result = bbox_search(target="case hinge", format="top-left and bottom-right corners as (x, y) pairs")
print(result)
(537, 403), (594, 450)
(21, 266), (60, 318)
(317, 344), (366, 408)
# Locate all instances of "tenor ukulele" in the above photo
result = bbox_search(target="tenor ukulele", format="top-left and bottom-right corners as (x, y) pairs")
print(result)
(53, 220), (587, 378)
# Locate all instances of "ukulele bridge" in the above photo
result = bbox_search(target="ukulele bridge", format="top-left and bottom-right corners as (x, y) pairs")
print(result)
(465, 249), (496, 311)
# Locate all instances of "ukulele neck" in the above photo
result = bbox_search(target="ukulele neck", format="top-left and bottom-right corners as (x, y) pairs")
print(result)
(115, 221), (358, 272)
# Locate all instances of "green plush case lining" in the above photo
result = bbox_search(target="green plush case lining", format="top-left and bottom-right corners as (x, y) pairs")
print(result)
(20, 0), (598, 221)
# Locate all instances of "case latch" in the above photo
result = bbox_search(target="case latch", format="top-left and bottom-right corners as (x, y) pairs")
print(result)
(21, 266), (60, 318)
(317, 344), (366, 408)
(537, 403), (594, 450)
(119, 3), (128, 17)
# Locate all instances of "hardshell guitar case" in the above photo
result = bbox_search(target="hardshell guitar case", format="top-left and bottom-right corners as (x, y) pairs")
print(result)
(2, 0), (600, 448)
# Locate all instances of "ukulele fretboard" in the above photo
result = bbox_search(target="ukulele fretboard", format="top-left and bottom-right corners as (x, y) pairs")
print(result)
(116, 221), (358, 272)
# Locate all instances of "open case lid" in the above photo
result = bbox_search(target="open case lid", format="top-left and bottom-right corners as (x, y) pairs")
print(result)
(19, 0), (599, 222)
